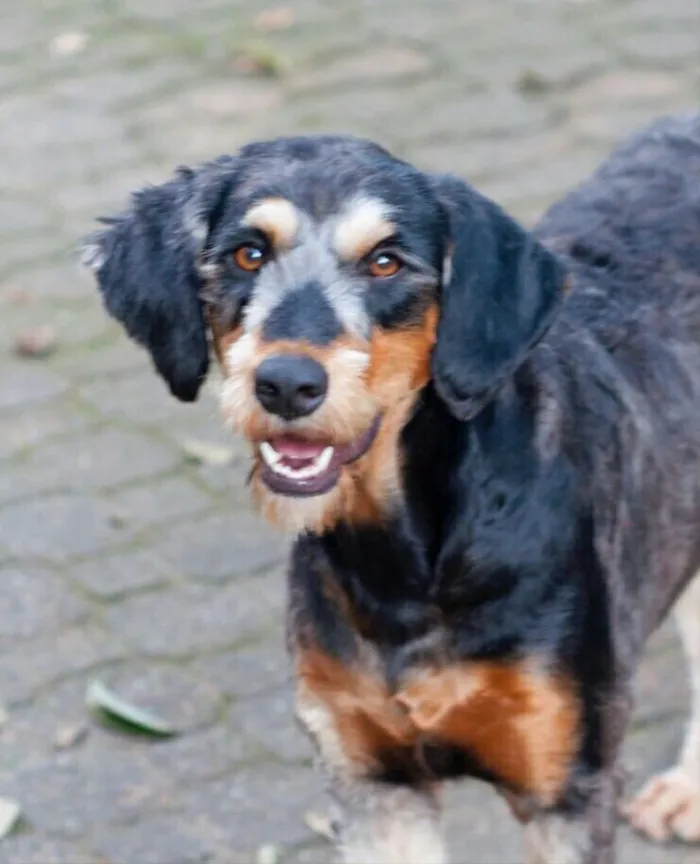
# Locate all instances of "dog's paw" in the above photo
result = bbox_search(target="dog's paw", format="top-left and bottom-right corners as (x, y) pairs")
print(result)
(623, 767), (700, 843)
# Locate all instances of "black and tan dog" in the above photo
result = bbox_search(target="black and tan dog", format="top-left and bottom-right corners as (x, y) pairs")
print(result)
(83, 114), (700, 863)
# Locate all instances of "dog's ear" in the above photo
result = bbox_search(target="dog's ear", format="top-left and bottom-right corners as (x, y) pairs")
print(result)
(430, 174), (566, 420)
(81, 165), (226, 402)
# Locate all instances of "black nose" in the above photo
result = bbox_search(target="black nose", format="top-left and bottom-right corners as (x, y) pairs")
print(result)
(254, 355), (328, 419)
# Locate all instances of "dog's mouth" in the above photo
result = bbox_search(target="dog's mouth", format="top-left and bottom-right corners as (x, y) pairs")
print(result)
(258, 415), (381, 497)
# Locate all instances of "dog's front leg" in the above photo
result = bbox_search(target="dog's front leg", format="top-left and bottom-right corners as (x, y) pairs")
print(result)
(523, 770), (620, 864)
(624, 573), (700, 841)
(524, 815), (612, 864)
(295, 682), (447, 863)
(331, 779), (447, 864)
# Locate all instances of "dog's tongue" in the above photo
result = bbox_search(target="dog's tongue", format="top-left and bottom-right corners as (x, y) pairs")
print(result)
(273, 437), (326, 461)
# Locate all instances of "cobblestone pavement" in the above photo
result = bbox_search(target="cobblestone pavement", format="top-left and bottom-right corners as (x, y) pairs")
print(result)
(0, 1), (698, 862)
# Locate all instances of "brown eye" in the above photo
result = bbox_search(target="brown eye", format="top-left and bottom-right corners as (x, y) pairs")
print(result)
(368, 250), (401, 278)
(233, 244), (267, 272)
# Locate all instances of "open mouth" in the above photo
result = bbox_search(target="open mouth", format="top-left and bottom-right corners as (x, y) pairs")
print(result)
(258, 416), (381, 497)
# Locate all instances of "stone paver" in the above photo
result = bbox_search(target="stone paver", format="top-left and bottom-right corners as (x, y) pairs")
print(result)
(0, 1), (698, 861)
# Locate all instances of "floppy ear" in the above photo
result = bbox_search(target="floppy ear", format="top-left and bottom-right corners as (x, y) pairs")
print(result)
(430, 174), (566, 420)
(81, 167), (214, 402)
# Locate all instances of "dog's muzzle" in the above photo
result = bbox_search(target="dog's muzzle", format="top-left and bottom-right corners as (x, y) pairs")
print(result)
(258, 415), (381, 497)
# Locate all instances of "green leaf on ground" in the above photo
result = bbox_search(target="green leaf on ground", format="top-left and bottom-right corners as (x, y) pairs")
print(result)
(86, 680), (177, 738)
(0, 798), (21, 840)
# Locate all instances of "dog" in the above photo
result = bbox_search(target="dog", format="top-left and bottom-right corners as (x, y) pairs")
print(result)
(82, 113), (700, 863)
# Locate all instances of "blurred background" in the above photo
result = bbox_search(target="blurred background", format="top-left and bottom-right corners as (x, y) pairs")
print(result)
(0, 1), (698, 862)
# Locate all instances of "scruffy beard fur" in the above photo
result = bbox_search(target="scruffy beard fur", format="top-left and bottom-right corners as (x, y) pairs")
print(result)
(249, 404), (416, 535)
(215, 309), (438, 534)
(220, 333), (377, 446)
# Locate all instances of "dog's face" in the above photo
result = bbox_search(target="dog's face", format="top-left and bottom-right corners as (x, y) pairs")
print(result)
(200, 139), (446, 531)
(84, 135), (565, 533)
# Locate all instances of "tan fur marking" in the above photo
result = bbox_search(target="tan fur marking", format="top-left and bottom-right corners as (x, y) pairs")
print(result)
(367, 305), (438, 408)
(297, 647), (579, 803)
(207, 310), (242, 366)
(333, 197), (396, 261)
(241, 197), (300, 250)
(347, 304), (439, 524)
(398, 662), (580, 804)
(297, 648), (416, 774)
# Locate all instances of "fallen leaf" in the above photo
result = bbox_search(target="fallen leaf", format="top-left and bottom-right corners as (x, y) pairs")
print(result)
(515, 68), (550, 95)
(53, 721), (88, 750)
(13, 325), (58, 359)
(0, 798), (21, 839)
(49, 31), (89, 57)
(86, 680), (177, 737)
(179, 438), (235, 466)
(234, 46), (285, 78)
(303, 809), (337, 842)
(255, 844), (281, 864)
(253, 7), (295, 31)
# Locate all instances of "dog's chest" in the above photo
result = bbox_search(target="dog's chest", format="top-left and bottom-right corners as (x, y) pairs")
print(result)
(295, 637), (579, 804)
(289, 467), (583, 803)
(292, 561), (581, 805)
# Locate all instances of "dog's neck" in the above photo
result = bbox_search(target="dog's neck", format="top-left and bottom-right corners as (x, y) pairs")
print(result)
(297, 384), (474, 640)
(301, 367), (589, 649)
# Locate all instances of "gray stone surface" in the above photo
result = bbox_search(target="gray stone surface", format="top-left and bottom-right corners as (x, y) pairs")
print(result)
(228, 683), (314, 764)
(0, 0), (698, 861)
(0, 566), (89, 647)
(67, 548), (175, 599)
(189, 641), (291, 700)
(0, 493), (133, 560)
(0, 364), (68, 410)
(0, 623), (127, 706)
(104, 573), (285, 658)
(151, 512), (289, 583)
(1, 835), (95, 864)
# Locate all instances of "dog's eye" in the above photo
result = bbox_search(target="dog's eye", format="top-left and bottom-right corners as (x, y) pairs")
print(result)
(368, 251), (402, 279)
(233, 244), (268, 273)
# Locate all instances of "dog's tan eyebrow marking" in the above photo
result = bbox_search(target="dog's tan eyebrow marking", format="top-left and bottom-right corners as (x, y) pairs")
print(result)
(333, 197), (395, 261)
(241, 198), (300, 249)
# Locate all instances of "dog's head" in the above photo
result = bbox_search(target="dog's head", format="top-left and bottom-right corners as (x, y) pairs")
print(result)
(83, 135), (565, 533)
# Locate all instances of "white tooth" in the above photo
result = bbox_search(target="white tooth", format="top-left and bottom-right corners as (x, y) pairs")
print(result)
(301, 463), (322, 479)
(260, 441), (281, 466)
(317, 447), (334, 472)
(275, 463), (295, 478)
(265, 446), (336, 481)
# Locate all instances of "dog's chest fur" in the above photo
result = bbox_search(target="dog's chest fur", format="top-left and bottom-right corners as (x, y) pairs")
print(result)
(288, 385), (611, 806)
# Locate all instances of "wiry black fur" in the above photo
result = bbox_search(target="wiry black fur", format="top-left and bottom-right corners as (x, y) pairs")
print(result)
(86, 114), (700, 861)
(85, 169), (210, 401)
(289, 380), (614, 801)
(287, 115), (700, 830)
(432, 177), (566, 420)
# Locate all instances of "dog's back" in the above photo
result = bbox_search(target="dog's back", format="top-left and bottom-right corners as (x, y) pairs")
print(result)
(532, 114), (700, 644)
(538, 113), (700, 335)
